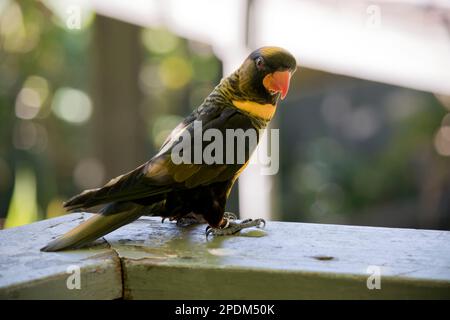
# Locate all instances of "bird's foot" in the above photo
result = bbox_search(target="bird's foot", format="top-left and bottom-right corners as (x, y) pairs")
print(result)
(162, 212), (238, 228)
(206, 218), (266, 238)
(223, 212), (238, 220)
(176, 216), (201, 227)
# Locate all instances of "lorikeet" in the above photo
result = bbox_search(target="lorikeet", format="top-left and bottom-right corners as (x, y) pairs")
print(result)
(41, 46), (297, 251)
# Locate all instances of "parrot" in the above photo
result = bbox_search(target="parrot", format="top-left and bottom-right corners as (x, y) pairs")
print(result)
(41, 46), (297, 252)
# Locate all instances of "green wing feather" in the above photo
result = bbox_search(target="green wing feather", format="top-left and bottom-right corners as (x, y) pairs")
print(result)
(64, 103), (254, 211)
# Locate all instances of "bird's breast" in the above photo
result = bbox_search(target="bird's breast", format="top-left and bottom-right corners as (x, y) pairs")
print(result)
(232, 100), (276, 121)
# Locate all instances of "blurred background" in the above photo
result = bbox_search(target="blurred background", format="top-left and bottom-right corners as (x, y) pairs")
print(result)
(1, 0), (449, 230)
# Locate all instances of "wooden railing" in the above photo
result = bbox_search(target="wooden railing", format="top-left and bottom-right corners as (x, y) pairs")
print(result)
(1, 213), (449, 299)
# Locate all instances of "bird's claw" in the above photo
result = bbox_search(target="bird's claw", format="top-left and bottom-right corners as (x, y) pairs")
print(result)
(223, 212), (238, 220)
(206, 218), (266, 238)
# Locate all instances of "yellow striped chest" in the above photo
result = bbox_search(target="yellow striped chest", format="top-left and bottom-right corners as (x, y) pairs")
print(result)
(232, 100), (277, 121)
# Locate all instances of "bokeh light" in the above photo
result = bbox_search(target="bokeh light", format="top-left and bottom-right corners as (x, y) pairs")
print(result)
(188, 40), (215, 58)
(384, 90), (425, 122)
(342, 106), (380, 141)
(0, 1), (40, 53)
(139, 62), (164, 92)
(159, 56), (193, 89)
(320, 93), (352, 127)
(5, 167), (38, 228)
(73, 157), (105, 190)
(52, 87), (92, 124)
(15, 76), (49, 120)
(15, 88), (41, 120)
(435, 94), (450, 112)
(434, 124), (450, 157)
(141, 28), (179, 54)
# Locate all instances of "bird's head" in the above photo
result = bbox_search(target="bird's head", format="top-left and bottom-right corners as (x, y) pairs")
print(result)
(236, 46), (297, 104)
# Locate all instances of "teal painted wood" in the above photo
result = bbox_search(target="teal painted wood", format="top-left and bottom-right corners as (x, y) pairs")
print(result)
(1, 213), (449, 299)
(0, 213), (122, 299)
(105, 216), (450, 299)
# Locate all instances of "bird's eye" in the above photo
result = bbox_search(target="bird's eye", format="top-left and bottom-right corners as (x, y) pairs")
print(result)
(255, 57), (265, 70)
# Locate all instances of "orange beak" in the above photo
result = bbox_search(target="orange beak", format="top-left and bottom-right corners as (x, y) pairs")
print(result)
(263, 70), (291, 100)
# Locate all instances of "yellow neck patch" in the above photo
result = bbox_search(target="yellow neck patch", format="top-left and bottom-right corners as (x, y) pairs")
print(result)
(232, 100), (276, 121)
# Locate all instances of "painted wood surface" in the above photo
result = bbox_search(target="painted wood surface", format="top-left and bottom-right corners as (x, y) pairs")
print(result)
(1, 213), (449, 299)
(0, 213), (122, 299)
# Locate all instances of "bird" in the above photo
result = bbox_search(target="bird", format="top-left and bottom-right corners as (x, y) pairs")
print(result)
(41, 46), (297, 252)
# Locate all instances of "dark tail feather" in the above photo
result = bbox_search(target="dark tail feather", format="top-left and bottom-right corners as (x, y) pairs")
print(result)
(63, 165), (149, 211)
(63, 188), (101, 211)
(41, 205), (143, 252)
